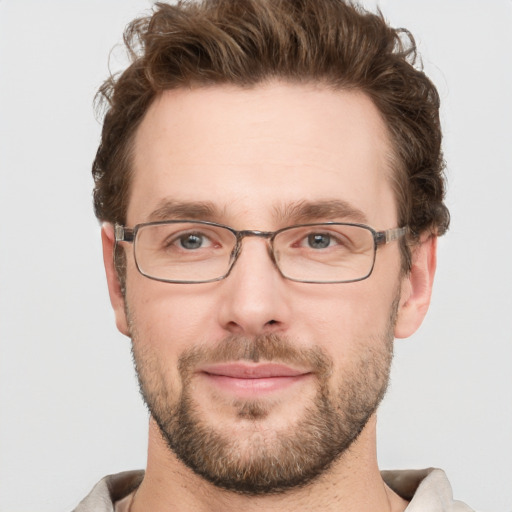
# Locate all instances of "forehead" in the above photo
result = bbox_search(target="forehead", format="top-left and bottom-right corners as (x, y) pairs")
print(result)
(129, 82), (396, 228)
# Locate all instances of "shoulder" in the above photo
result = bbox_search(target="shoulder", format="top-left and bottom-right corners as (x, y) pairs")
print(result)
(382, 468), (475, 512)
(73, 470), (145, 512)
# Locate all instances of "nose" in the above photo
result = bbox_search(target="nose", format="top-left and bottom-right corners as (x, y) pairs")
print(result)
(216, 236), (291, 336)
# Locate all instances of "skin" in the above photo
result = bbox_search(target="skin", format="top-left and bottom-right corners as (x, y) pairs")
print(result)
(102, 82), (437, 511)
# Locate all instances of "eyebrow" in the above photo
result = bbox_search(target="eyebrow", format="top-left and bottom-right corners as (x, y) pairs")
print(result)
(147, 198), (368, 225)
(148, 199), (224, 222)
(273, 199), (368, 225)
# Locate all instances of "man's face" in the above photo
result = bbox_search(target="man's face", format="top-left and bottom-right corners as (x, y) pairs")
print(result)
(108, 83), (418, 493)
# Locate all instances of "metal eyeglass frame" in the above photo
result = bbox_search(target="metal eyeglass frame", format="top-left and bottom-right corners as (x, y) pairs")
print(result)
(114, 220), (408, 284)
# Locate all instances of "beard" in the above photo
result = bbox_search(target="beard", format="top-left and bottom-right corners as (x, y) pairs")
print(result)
(129, 300), (397, 496)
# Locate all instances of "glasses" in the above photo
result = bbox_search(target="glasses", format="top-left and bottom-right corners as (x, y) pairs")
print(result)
(114, 221), (407, 284)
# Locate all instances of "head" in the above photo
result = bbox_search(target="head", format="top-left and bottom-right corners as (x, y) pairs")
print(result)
(96, 0), (447, 495)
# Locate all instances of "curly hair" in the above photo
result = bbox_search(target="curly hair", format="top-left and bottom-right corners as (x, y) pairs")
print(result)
(93, 0), (449, 270)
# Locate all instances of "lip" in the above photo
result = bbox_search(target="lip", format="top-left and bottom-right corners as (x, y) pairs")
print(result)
(197, 363), (312, 396)
(200, 363), (308, 378)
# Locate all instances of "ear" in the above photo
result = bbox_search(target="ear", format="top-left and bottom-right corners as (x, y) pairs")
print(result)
(394, 235), (437, 339)
(101, 223), (130, 337)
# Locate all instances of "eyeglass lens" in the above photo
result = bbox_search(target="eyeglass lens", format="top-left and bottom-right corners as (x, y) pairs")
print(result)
(133, 222), (376, 283)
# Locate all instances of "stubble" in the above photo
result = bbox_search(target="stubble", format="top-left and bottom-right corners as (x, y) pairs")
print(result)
(129, 300), (397, 495)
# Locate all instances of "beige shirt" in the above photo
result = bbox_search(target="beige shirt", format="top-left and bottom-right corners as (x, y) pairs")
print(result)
(73, 468), (474, 511)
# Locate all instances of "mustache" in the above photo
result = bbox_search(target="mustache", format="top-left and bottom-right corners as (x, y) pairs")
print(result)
(178, 333), (333, 378)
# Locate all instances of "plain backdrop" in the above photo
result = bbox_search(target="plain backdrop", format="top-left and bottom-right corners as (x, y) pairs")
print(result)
(1, 1), (511, 511)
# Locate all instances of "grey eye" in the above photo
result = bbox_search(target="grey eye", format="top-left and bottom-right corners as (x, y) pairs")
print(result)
(307, 233), (331, 249)
(180, 233), (204, 249)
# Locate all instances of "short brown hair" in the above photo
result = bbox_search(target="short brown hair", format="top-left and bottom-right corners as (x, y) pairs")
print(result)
(93, 0), (449, 269)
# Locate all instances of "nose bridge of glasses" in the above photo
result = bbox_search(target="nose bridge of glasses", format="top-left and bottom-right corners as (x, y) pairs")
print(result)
(231, 229), (277, 265)
(237, 229), (274, 240)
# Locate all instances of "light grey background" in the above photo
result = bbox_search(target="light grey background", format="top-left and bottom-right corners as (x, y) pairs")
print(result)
(0, 1), (511, 511)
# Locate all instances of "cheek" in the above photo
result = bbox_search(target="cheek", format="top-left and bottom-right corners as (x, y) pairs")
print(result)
(126, 273), (224, 353)
(300, 288), (397, 390)
(291, 280), (397, 349)
(126, 287), (211, 398)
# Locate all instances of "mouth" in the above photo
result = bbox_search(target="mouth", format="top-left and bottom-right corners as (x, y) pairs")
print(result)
(197, 363), (313, 397)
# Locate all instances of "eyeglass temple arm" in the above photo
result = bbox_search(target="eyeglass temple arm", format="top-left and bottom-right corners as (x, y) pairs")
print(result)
(374, 227), (408, 246)
(114, 224), (134, 243)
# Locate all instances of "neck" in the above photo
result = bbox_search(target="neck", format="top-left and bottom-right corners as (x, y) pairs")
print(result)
(130, 416), (408, 512)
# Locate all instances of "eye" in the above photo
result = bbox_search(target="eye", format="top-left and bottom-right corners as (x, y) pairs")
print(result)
(305, 233), (336, 249)
(179, 233), (207, 250)
(176, 232), (212, 250)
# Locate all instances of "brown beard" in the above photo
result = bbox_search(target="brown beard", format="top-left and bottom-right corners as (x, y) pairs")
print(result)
(130, 302), (397, 495)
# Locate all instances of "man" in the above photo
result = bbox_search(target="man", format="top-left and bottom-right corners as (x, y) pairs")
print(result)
(75, 0), (472, 510)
